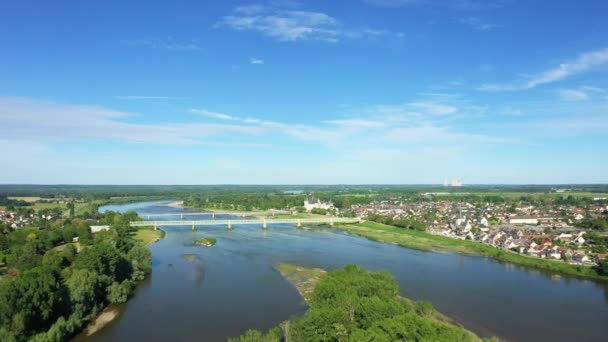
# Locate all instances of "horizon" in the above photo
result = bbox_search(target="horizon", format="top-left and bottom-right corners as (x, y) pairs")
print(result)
(2, 0), (608, 184)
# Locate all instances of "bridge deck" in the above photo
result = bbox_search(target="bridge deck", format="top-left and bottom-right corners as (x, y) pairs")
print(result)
(142, 211), (291, 218)
(130, 217), (361, 227)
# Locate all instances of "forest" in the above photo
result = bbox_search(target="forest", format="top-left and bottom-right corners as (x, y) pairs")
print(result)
(0, 211), (151, 341)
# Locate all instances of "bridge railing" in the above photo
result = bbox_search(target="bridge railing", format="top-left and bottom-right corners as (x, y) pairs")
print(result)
(129, 217), (361, 228)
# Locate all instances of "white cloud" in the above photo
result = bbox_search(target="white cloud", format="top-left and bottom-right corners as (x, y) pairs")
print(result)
(559, 89), (589, 101)
(479, 47), (608, 91)
(250, 58), (264, 64)
(219, 8), (340, 42)
(190, 109), (238, 121)
(408, 101), (457, 115)
(218, 2), (401, 42)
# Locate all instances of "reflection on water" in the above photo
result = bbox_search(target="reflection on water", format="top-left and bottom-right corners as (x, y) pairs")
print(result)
(182, 254), (206, 289)
(82, 201), (608, 342)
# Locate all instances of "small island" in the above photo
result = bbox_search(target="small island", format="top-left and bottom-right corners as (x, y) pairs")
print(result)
(195, 237), (217, 247)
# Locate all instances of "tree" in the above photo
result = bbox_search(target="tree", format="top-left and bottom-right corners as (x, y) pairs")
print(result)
(0, 266), (67, 335)
(66, 269), (105, 316)
(106, 280), (132, 304)
(67, 202), (75, 219)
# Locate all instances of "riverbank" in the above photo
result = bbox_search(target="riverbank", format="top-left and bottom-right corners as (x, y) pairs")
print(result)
(131, 227), (165, 246)
(80, 306), (121, 337)
(334, 222), (608, 282)
(163, 200), (184, 208)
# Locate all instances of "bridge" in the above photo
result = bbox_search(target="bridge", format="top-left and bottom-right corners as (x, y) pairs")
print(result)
(140, 210), (292, 220)
(129, 217), (362, 230)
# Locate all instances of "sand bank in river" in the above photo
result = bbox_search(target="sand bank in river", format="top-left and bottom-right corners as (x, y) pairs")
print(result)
(164, 200), (184, 208)
(84, 306), (120, 337)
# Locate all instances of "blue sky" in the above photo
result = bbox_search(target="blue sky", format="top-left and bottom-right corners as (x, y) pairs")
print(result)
(1, 0), (607, 184)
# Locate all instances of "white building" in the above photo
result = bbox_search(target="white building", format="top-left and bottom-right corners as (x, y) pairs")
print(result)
(304, 198), (334, 212)
(90, 225), (110, 233)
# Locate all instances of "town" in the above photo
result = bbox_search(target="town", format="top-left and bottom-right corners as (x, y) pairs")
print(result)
(350, 194), (608, 267)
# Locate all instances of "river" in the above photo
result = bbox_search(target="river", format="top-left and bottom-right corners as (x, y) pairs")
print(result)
(80, 201), (608, 341)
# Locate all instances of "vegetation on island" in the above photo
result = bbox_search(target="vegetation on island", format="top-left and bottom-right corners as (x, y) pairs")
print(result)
(195, 237), (217, 247)
(335, 221), (608, 281)
(275, 263), (326, 303)
(230, 264), (497, 342)
(0, 211), (152, 341)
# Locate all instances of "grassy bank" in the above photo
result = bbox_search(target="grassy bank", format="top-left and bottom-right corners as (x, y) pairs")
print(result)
(131, 227), (165, 246)
(334, 222), (608, 282)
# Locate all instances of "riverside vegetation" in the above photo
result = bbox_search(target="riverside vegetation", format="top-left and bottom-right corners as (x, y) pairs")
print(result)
(230, 264), (498, 342)
(0, 210), (152, 341)
(335, 221), (608, 282)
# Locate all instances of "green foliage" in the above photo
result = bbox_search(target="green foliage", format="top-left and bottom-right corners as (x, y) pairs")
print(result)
(368, 214), (427, 232)
(0, 211), (151, 340)
(107, 280), (133, 304)
(230, 265), (485, 342)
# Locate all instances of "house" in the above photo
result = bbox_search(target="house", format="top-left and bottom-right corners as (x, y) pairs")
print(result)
(506, 216), (538, 225)
(573, 232), (586, 245)
(90, 225), (111, 233)
(545, 246), (563, 260)
(555, 233), (573, 242)
(571, 252), (589, 263)
(478, 216), (489, 227)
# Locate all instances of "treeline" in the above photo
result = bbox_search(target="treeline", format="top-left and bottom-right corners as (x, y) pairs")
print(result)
(184, 192), (306, 211)
(0, 196), (30, 209)
(366, 214), (427, 231)
(229, 265), (495, 341)
(0, 211), (151, 341)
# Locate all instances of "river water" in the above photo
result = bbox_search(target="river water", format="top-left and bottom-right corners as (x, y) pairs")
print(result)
(82, 201), (608, 341)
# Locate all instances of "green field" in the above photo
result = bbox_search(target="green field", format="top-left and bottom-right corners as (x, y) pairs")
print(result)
(131, 228), (165, 246)
(334, 222), (607, 282)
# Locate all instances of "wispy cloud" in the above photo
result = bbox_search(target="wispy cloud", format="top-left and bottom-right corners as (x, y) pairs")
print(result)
(218, 2), (402, 42)
(558, 89), (589, 101)
(408, 101), (458, 115)
(459, 17), (502, 31)
(190, 109), (262, 124)
(479, 47), (608, 91)
(218, 5), (340, 42)
(121, 37), (201, 51)
(250, 58), (264, 64)
(1, 98), (260, 145)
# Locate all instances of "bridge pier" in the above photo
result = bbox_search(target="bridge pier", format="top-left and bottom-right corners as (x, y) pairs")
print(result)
(154, 225), (157, 231)
(296, 220), (302, 228)
(212, 213), (215, 219)
(330, 218), (334, 227)
(192, 224), (196, 231)
(263, 219), (268, 230)
(227, 221), (232, 230)
(180, 213), (183, 220)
